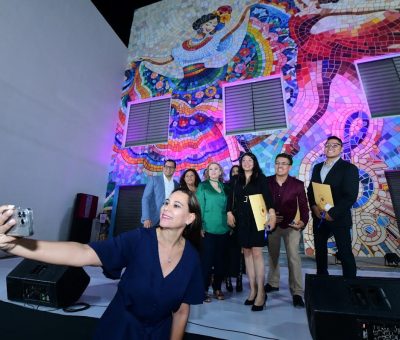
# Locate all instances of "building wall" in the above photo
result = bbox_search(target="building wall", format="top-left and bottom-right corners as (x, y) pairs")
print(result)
(0, 0), (127, 251)
(108, 0), (400, 256)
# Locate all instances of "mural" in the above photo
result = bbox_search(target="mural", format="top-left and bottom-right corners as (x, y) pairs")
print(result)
(105, 0), (400, 257)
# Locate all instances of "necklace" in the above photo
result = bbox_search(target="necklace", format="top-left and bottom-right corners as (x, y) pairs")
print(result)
(182, 36), (212, 51)
(167, 244), (175, 264)
(165, 237), (183, 265)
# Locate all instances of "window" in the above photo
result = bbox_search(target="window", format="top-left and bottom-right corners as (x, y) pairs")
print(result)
(223, 75), (288, 136)
(124, 95), (171, 147)
(355, 54), (400, 118)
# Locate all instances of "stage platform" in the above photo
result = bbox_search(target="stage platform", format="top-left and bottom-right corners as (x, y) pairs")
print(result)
(1, 255), (399, 340)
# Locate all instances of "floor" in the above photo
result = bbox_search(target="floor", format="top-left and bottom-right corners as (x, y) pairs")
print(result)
(0, 254), (399, 340)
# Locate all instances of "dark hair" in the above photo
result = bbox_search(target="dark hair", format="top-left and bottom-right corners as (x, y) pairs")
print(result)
(229, 165), (239, 182)
(173, 188), (202, 252)
(202, 168), (208, 180)
(192, 13), (220, 34)
(326, 136), (343, 146)
(275, 153), (293, 165)
(238, 152), (263, 185)
(164, 159), (176, 168)
(179, 168), (201, 189)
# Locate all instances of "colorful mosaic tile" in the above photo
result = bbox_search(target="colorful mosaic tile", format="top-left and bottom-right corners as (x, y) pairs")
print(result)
(105, 0), (400, 256)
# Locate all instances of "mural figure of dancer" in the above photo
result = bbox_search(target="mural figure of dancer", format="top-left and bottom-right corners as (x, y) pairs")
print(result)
(137, 4), (254, 95)
(284, 0), (400, 155)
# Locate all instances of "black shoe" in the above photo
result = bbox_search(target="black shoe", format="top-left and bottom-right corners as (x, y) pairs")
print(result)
(236, 276), (243, 292)
(225, 277), (233, 292)
(251, 294), (267, 311)
(264, 283), (279, 293)
(293, 295), (305, 308)
(244, 295), (256, 305)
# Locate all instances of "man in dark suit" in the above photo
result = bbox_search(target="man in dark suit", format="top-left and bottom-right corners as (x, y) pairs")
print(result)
(307, 136), (359, 278)
(141, 159), (179, 228)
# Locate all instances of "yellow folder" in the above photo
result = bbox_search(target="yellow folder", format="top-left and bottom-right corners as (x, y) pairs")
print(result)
(312, 182), (334, 211)
(293, 198), (300, 223)
(249, 194), (269, 231)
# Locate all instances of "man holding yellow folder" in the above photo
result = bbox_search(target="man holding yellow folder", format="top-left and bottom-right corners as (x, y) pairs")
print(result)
(307, 136), (359, 278)
(265, 153), (309, 308)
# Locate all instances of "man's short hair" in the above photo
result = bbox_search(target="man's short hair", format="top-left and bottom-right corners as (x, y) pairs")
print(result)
(326, 136), (343, 145)
(275, 153), (293, 165)
(164, 159), (176, 168)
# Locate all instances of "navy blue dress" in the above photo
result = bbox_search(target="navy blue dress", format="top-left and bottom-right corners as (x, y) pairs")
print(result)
(89, 227), (204, 339)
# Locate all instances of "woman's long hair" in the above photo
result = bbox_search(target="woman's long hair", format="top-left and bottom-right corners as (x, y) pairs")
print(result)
(173, 188), (202, 251)
(238, 152), (263, 186)
(228, 165), (239, 184)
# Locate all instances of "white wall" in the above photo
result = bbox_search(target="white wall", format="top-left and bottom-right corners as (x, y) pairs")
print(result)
(0, 0), (127, 249)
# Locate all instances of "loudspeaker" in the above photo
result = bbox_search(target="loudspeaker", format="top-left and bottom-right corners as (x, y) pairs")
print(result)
(7, 259), (90, 308)
(305, 274), (400, 340)
(75, 193), (98, 219)
(69, 193), (99, 243)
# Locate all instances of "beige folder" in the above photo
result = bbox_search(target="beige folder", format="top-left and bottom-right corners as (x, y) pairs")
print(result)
(312, 182), (334, 211)
(249, 194), (269, 231)
(293, 198), (300, 223)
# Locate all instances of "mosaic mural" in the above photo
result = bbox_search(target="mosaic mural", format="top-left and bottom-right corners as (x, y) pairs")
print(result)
(106, 0), (400, 257)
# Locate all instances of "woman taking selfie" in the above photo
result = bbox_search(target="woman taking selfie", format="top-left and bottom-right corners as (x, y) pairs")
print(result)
(0, 188), (204, 339)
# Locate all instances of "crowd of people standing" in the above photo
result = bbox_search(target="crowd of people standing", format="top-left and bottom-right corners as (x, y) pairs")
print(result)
(139, 135), (359, 313)
(0, 135), (360, 337)
(140, 136), (359, 311)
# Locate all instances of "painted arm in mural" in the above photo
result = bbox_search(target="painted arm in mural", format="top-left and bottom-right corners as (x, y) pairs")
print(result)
(220, 1), (257, 43)
(0, 205), (101, 266)
(136, 55), (175, 66)
(295, 0), (399, 17)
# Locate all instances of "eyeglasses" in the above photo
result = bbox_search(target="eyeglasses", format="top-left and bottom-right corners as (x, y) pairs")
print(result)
(324, 143), (341, 149)
(275, 162), (291, 166)
(164, 165), (176, 170)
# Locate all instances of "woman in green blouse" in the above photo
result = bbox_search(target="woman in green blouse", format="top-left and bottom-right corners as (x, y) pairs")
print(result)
(196, 162), (230, 302)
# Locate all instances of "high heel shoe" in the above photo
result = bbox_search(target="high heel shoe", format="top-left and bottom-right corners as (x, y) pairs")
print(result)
(225, 277), (233, 292)
(244, 296), (256, 305)
(251, 294), (267, 311)
(236, 274), (243, 292)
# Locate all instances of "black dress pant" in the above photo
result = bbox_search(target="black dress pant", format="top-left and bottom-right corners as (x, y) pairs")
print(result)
(201, 232), (229, 291)
(313, 223), (356, 278)
(225, 229), (242, 277)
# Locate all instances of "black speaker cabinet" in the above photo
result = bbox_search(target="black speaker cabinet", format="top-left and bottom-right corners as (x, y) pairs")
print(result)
(7, 259), (90, 308)
(69, 193), (99, 243)
(305, 274), (400, 340)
